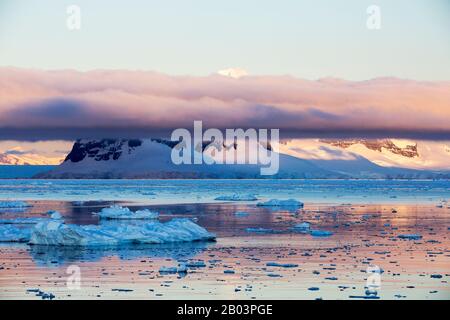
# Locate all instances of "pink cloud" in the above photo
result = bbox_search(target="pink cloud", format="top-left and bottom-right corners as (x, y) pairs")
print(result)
(0, 67), (449, 140)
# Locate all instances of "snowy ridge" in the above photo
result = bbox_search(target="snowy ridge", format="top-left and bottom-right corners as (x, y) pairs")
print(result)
(35, 138), (450, 179)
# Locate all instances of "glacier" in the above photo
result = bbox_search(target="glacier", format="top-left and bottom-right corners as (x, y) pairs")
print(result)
(95, 205), (159, 220)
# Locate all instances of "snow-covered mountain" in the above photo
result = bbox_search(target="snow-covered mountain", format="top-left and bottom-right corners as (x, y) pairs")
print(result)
(279, 139), (450, 171)
(35, 138), (450, 179)
(0, 152), (63, 165)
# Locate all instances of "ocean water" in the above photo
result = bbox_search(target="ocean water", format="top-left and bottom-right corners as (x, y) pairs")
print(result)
(0, 166), (56, 178)
(0, 179), (448, 204)
(0, 179), (449, 299)
(0, 200), (449, 299)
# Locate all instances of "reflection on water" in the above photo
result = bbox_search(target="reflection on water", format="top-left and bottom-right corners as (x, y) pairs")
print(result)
(28, 242), (212, 267)
(0, 200), (449, 300)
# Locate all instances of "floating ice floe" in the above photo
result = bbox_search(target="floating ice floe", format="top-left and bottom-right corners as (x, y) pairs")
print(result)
(0, 225), (31, 242)
(397, 234), (422, 240)
(257, 199), (304, 208)
(29, 218), (215, 246)
(215, 194), (258, 201)
(0, 212), (62, 225)
(185, 260), (206, 268)
(0, 201), (31, 209)
(95, 205), (159, 220)
(159, 263), (188, 274)
(266, 262), (299, 268)
(310, 230), (333, 237)
(292, 222), (310, 232)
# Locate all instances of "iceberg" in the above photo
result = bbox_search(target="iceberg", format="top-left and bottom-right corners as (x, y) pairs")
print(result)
(0, 225), (31, 242)
(95, 205), (159, 220)
(257, 199), (304, 207)
(29, 218), (215, 246)
(214, 194), (258, 201)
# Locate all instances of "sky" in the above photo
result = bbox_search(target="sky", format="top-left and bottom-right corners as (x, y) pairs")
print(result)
(0, 0), (449, 80)
(0, 0), (449, 161)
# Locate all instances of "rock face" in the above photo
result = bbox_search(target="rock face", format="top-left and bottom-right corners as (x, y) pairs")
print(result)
(64, 139), (143, 163)
(321, 139), (419, 158)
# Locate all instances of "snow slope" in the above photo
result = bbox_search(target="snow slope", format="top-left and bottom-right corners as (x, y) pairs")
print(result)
(36, 139), (338, 179)
(35, 138), (450, 179)
(280, 139), (450, 171)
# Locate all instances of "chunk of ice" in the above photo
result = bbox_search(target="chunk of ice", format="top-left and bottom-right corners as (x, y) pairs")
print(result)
(310, 230), (333, 237)
(29, 218), (215, 246)
(0, 225), (31, 242)
(95, 205), (159, 220)
(293, 222), (310, 232)
(266, 262), (299, 268)
(397, 234), (422, 240)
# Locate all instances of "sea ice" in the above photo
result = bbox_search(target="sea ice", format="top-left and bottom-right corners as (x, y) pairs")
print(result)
(257, 199), (304, 207)
(159, 263), (188, 274)
(215, 194), (258, 201)
(29, 218), (215, 246)
(0, 225), (31, 242)
(95, 205), (159, 220)
(310, 230), (333, 237)
(266, 262), (299, 268)
(0, 211), (62, 225)
(293, 222), (310, 232)
(159, 266), (178, 274)
(185, 260), (206, 268)
(397, 234), (422, 240)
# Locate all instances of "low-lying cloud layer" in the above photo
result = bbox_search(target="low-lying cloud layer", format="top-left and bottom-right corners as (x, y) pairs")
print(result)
(0, 68), (449, 140)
